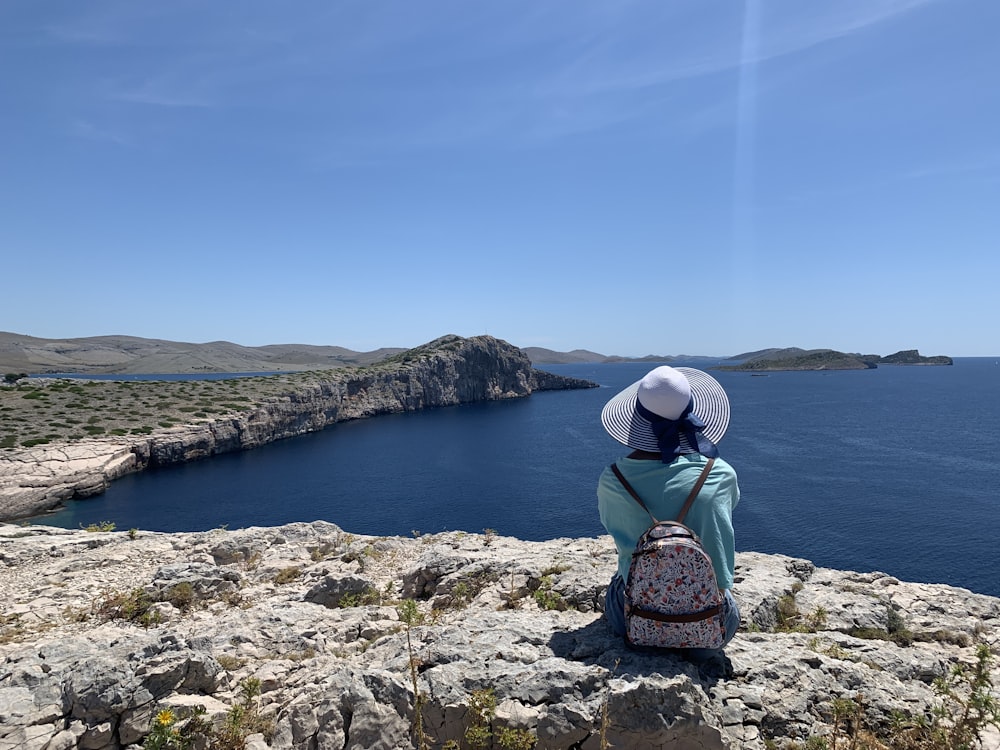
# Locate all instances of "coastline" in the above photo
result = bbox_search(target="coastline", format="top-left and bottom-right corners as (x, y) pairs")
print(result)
(0, 336), (597, 522)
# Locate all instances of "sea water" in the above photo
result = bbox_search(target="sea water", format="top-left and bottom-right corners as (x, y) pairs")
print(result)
(31, 359), (1000, 597)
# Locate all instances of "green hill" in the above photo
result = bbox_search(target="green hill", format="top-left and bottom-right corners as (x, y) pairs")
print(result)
(879, 349), (953, 365)
(719, 349), (878, 372)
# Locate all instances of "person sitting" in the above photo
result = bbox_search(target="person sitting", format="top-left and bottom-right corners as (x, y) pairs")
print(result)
(597, 365), (741, 655)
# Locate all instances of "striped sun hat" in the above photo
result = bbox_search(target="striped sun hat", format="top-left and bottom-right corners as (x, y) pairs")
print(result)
(600, 366), (730, 453)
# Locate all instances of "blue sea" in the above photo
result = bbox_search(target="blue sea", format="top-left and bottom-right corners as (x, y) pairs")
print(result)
(33, 359), (1000, 597)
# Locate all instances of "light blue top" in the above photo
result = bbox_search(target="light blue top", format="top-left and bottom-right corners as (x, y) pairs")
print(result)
(597, 454), (740, 590)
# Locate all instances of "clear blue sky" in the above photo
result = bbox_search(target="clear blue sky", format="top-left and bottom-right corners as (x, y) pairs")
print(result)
(3, 1), (998, 356)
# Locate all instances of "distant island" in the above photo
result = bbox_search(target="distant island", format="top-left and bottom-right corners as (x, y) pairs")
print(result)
(878, 349), (954, 365)
(521, 347), (718, 365)
(0, 332), (953, 375)
(0, 333), (726, 374)
(0, 331), (406, 375)
(717, 348), (953, 372)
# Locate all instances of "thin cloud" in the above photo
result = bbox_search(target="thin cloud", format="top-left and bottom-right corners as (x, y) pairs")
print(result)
(110, 89), (214, 109)
(540, 0), (939, 98)
(778, 151), (1000, 205)
(35, 0), (947, 156)
(42, 24), (119, 45)
(70, 119), (130, 146)
(903, 153), (1000, 180)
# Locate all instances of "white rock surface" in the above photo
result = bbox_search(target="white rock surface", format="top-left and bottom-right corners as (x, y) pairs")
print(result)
(1, 521), (998, 749)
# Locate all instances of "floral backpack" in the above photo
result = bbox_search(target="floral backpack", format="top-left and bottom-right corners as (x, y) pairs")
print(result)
(611, 458), (726, 650)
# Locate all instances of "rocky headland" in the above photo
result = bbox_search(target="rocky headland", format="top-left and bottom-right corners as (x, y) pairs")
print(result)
(0, 336), (596, 522)
(1, 522), (998, 749)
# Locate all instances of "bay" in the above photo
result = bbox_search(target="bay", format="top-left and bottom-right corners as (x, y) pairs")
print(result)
(34, 358), (1000, 597)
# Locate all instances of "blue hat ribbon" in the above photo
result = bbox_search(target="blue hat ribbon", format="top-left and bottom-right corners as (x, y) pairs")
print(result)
(635, 398), (719, 461)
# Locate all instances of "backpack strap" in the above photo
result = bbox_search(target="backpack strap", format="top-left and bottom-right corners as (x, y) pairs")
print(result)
(675, 457), (715, 524)
(611, 458), (716, 525)
(611, 463), (658, 523)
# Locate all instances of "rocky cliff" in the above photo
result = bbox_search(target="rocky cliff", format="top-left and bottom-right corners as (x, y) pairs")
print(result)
(0, 336), (596, 521)
(1, 522), (998, 750)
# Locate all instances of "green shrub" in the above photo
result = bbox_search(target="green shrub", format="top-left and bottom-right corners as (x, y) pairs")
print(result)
(143, 707), (187, 750)
(338, 587), (382, 607)
(273, 566), (302, 585)
(165, 582), (196, 612)
(532, 575), (566, 611)
(216, 654), (247, 671)
(213, 678), (274, 750)
(93, 587), (160, 628)
(83, 521), (116, 532)
(892, 643), (1000, 748)
(774, 643), (1000, 750)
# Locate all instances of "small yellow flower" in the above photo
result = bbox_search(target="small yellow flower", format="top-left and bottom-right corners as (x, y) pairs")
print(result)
(155, 708), (175, 727)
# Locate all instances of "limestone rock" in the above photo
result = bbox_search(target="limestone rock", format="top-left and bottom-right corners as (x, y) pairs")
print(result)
(1, 521), (998, 749)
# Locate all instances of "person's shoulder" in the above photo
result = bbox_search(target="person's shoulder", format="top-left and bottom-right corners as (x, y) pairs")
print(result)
(709, 457), (739, 497)
(704, 456), (738, 487)
(599, 461), (619, 476)
(597, 461), (622, 488)
(712, 456), (737, 475)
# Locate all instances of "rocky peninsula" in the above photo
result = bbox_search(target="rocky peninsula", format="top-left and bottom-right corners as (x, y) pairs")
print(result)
(0, 336), (596, 522)
(1, 522), (998, 749)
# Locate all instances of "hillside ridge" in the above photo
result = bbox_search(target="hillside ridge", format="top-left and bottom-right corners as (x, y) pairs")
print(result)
(1, 332), (957, 373)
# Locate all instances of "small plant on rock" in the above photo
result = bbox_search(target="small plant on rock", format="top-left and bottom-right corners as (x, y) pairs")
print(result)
(496, 727), (538, 750)
(599, 660), (621, 750)
(829, 694), (882, 749)
(465, 688), (497, 748)
(93, 587), (160, 628)
(532, 575), (566, 611)
(397, 598), (429, 750)
(0, 613), (25, 644)
(165, 582), (196, 612)
(143, 708), (185, 750)
(83, 520), (116, 532)
(449, 687), (538, 750)
(215, 654), (247, 671)
(890, 642), (1000, 749)
(273, 566), (302, 585)
(337, 586), (383, 608)
(214, 677), (274, 750)
(142, 705), (211, 750)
